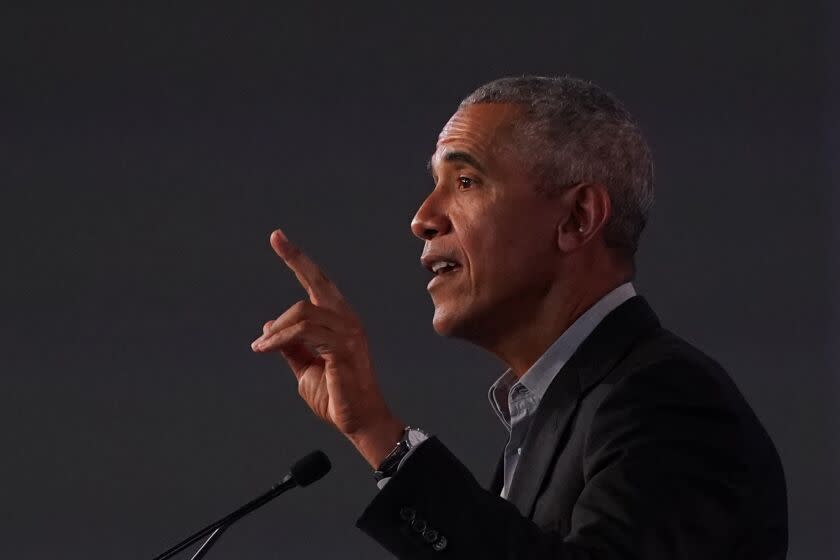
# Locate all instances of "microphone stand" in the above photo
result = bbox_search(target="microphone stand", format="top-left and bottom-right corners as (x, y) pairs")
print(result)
(152, 474), (294, 560)
(152, 449), (330, 560)
(189, 525), (228, 560)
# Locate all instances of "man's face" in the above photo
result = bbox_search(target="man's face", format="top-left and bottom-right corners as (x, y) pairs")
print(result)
(412, 103), (561, 342)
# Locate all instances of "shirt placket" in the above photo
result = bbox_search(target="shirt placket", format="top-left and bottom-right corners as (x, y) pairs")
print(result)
(502, 385), (535, 498)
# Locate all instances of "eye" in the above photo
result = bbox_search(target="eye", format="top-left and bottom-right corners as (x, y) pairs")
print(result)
(457, 176), (475, 190)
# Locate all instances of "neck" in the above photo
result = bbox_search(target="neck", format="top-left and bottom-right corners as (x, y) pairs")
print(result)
(479, 271), (631, 378)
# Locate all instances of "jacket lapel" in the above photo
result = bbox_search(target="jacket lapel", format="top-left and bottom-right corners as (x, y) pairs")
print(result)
(489, 452), (504, 495)
(505, 296), (661, 517)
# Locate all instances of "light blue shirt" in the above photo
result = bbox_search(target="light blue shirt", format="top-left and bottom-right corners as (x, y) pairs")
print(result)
(378, 282), (636, 492)
(488, 282), (637, 499)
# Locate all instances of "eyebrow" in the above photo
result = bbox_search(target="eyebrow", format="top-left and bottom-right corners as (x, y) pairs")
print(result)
(426, 150), (487, 175)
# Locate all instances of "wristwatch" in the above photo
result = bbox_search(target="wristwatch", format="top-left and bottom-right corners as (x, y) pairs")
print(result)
(373, 426), (430, 482)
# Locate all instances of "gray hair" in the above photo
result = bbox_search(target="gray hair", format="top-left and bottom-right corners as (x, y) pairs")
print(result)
(460, 75), (654, 254)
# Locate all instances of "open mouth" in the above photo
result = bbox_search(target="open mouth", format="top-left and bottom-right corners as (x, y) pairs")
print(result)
(431, 261), (461, 275)
(427, 262), (462, 290)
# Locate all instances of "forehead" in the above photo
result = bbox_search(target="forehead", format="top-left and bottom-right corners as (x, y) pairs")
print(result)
(430, 103), (522, 171)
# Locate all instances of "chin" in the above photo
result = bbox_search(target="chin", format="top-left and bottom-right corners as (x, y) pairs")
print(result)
(431, 296), (514, 347)
(431, 306), (461, 337)
(431, 311), (455, 337)
(431, 306), (480, 341)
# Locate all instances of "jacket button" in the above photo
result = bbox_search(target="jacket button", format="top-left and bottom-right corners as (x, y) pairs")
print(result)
(410, 518), (427, 533)
(432, 535), (448, 551)
(399, 507), (416, 521)
(423, 529), (439, 543)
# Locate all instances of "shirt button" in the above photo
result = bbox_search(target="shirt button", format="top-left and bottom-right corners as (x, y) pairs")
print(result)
(517, 447), (522, 455)
(433, 535), (448, 551)
(411, 518), (428, 533)
(399, 507), (416, 521)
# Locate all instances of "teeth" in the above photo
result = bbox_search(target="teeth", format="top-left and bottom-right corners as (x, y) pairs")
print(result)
(432, 261), (457, 273)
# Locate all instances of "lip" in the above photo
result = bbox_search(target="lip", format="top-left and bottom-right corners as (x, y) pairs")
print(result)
(420, 252), (462, 273)
(427, 265), (462, 291)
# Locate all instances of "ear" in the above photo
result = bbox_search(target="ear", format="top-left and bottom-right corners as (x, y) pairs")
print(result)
(556, 182), (611, 252)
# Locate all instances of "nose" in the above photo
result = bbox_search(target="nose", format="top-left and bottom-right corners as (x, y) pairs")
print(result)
(411, 190), (451, 240)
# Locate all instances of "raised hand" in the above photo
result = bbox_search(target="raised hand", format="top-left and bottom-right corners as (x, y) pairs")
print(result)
(251, 229), (404, 468)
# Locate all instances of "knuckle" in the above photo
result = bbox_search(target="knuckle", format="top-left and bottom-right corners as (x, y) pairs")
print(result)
(344, 334), (367, 353)
(345, 334), (362, 348)
(346, 318), (365, 337)
(285, 244), (301, 259)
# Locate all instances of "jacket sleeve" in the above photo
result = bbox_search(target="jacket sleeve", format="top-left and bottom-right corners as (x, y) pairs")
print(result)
(355, 360), (785, 559)
(356, 435), (555, 558)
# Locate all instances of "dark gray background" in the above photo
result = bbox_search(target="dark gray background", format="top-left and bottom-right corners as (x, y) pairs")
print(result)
(2, 2), (837, 558)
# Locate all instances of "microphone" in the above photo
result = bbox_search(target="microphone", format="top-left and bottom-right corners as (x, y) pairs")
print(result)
(289, 450), (331, 486)
(152, 450), (331, 560)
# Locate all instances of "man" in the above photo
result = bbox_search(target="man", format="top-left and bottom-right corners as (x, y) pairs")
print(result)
(250, 76), (788, 558)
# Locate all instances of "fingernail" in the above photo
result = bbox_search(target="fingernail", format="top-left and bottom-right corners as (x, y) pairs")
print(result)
(274, 229), (288, 244)
(251, 339), (262, 351)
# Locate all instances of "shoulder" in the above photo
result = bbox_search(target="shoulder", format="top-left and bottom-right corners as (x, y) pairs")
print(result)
(586, 326), (785, 485)
(600, 327), (746, 406)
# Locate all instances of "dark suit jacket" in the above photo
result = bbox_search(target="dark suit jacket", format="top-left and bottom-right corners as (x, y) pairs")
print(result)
(356, 296), (788, 558)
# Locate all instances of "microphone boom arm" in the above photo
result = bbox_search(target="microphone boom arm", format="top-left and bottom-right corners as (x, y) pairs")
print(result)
(152, 474), (295, 560)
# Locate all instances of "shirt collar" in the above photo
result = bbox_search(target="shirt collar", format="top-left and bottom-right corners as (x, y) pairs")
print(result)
(488, 282), (637, 423)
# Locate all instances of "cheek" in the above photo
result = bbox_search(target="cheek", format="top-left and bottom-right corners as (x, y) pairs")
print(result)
(455, 195), (553, 282)
(458, 220), (505, 278)
(472, 217), (554, 282)
(459, 225), (534, 295)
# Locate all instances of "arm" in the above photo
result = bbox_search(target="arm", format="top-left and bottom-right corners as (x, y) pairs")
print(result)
(357, 360), (762, 559)
(249, 232), (778, 558)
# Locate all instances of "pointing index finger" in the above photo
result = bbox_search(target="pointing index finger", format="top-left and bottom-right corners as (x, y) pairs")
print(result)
(270, 229), (346, 311)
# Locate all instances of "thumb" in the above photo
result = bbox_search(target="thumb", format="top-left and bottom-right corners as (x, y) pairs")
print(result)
(279, 342), (319, 379)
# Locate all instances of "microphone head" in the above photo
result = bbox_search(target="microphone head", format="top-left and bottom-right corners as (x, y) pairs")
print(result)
(290, 450), (331, 487)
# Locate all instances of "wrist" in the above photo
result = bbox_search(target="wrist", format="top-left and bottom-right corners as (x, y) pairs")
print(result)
(346, 414), (406, 469)
(373, 426), (430, 482)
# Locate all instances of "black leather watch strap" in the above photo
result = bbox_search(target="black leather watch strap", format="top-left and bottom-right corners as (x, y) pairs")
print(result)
(373, 436), (410, 481)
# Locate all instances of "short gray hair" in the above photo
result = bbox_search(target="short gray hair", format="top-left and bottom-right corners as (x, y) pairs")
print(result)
(460, 75), (654, 254)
